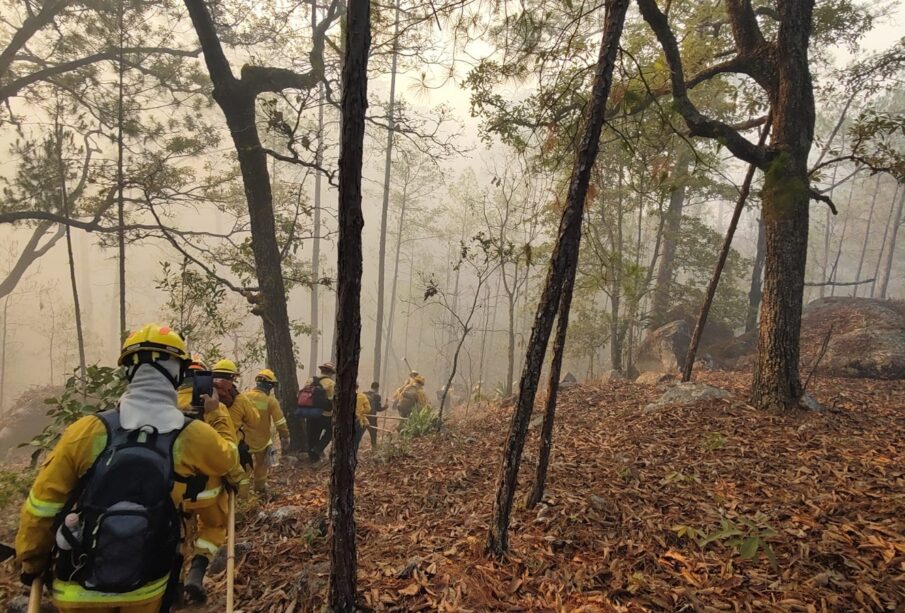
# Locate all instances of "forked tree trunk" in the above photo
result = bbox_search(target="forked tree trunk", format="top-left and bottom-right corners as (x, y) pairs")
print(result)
(373, 0), (402, 385)
(746, 213), (766, 333)
(526, 265), (576, 509)
(184, 0), (301, 416)
(683, 122), (768, 381)
(488, 0), (629, 556)
(328, 0), (370, 608)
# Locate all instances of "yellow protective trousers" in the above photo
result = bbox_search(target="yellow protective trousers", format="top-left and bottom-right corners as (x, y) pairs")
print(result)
(252, 447), (272, 492)
(54, 597), (162, 612)
(190, 490), (229, 560)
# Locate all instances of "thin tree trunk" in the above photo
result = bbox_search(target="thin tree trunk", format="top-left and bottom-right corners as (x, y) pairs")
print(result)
(683, 122), (768, 381)
(184, 0), (301, 416)
(328, 0), (370, 608)
(373, 0), (402, 385)
(853, 174), (881, 297)
(488, 0), (628, 556)
(56, 116), (87, 380)
(116, 0), (127, 339)
(819, 133), (843, 299)
(870, 183), (899, 298)
(0, 296), (8, 411)
(746, 213), (766, 332)
(649, 150), (689, 328)
(381, 178), (408, 387)
(309, 0), (324, 376)
(526, 265), (575, 509)
(829, 185), (854, 297)
(877, 185), (905, 299)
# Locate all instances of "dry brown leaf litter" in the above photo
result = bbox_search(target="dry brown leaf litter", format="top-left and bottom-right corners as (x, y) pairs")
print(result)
(2, 372), (904, 611)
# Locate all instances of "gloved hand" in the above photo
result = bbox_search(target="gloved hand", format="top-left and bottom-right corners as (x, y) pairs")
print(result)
(20, 570), (37, 586)
(238, 440), (253, 471)
(201, 388), (220, 415)
(238, 480), (250, 498)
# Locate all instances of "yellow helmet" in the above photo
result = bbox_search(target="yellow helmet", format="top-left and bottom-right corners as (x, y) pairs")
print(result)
(212, 359), (239, 378)
(118, 324), (189, 366)
(256, 368), (277, 384)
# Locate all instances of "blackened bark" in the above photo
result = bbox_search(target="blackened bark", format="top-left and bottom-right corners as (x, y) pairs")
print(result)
(526, 266), (575, 509)
(329, 0), (370, 608)
(488, 0), (629, 556)
(649, 152), (689, 328)
(746, 213), (766, 333)
(184, 0), (301, 416)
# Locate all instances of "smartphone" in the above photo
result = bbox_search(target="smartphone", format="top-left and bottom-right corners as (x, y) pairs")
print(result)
(191, 371), (214, 409)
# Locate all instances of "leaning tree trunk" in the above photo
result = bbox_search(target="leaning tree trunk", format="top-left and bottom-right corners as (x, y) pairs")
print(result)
(750, 1), (817, 411)
(373, 0), (402, 386)
(746, 213), (766, 333)
(381, 178), (409, 387)
(526, 265), (576, 509)
(329, 0), (370, 608)
(683, 122), (769, 381)
(488, 0), (629, 556)
(870, 183), (900, 298)
(184, 0), (301, 418)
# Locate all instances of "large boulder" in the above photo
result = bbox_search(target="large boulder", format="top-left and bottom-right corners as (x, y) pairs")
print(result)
(636, 320), (691, 373)
(713, 297), (905, 379)
(643, 382), (732, 413)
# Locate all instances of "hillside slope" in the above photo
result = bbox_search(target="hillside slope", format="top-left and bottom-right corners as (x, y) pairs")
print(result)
(2, 373), (903, 611)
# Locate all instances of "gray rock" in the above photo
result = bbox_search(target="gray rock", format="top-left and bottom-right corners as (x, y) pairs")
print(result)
(636, 321), (691, 374)
(643, 382), (731, 413)
(635, 371), (677, 386)
(209, 541), (253, 574)
(259, 505), (305, 523)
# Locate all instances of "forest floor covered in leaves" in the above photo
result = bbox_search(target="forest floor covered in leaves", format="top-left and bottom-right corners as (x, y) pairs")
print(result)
(1, 372), (903, 611)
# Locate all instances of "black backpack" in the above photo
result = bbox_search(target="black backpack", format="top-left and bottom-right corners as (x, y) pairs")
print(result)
(53, 410), (188, 594)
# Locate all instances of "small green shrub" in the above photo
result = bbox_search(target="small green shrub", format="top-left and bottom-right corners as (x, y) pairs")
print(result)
(0, 469), (34, 509)
(400, 404), (439, 438)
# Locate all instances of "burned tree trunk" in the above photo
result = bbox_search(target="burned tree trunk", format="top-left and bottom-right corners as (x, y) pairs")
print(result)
(488, 0), (629, 556)
(329, 0), (370, 608)
(746, 213), (766, 333)
(526, 265), (575, 509)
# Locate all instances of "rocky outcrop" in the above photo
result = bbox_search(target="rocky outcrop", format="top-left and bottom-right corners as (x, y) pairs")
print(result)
(636, 320), (691, 373)
(643, 382), (732, 413)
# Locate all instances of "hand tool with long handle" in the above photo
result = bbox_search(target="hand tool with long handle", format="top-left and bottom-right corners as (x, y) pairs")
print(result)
(226, 491), (236, 613)
(28, 577), (42, 613)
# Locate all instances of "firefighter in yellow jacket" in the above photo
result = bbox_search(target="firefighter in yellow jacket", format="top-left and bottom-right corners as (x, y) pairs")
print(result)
(15, 324), (238, 612)
(211, 358), (260, 435)
(243, 369), (290, 495)
(175, 355), (247, 603)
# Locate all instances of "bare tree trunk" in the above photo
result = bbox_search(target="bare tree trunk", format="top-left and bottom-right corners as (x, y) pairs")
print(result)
(184, 0), (301, 416)
(649, 151), (689, 328)
(870, 183), (900, 298)
(373, 0), (402, 385)
(746, 213), (766, 332)
(829, 185), (854, 297)
(0, 296), (8, 411)
(853, 174), (881, 297)
(328, 0), (370, 608)
(818, 134), (843, 299)
(309, 0), (324, 376)
(877, 185), (905, 300)
(381, 178), (408, 387)
(488, 0), (628, 556)
(526, 266), (575, 509)
(56, 115), (87, 380)
(116, 0), (127, 339)
(683, 122), (768, 381)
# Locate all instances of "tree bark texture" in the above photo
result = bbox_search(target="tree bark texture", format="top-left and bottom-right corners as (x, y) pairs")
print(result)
(184, 0), (301, 416)
(488, 0), (629, 556)
(526, 265), (576, 510)
(329, 0), (370, 608)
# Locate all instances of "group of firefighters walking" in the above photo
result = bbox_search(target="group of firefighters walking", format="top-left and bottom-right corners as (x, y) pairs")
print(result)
(12, 322), (432, 612)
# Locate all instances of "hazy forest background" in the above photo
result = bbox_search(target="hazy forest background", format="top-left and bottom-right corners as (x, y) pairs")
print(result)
(0, 0), (902, 414)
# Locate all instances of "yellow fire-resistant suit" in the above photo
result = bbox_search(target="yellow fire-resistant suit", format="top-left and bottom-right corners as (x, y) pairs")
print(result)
(227, 392), (260, 437)
(175, 386), (246, 561)
(15, 414), (237, 611)
(243, 387), (289, 492)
